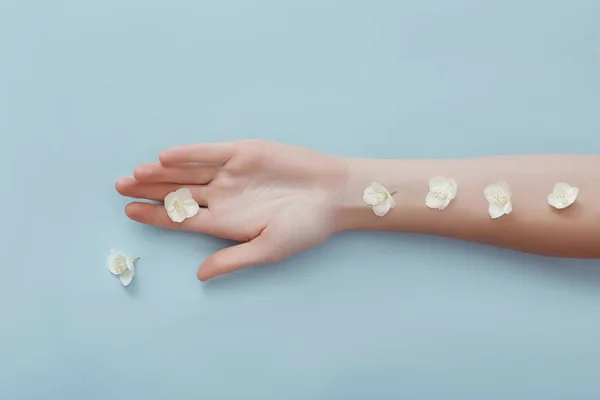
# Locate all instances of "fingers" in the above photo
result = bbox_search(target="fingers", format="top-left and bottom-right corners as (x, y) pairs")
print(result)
(116, 177), (209, 205)
(133, 163), (219, 185)
(159, 142), (236, 166)
(125, 202), (214, 233)
(197, 235), (285, 281)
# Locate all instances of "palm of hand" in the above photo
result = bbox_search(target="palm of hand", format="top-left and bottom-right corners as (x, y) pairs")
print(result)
(117, 140), (347, 280)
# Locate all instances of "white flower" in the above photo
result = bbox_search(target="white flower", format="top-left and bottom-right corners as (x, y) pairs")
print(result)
(363, 182), (396, 217)
(107, 250), (139, 287)
(484, 181), (512, 219)
(164, 188), (200, 223)
(547, 182), (579, 209)
(426, 176), (457, 210)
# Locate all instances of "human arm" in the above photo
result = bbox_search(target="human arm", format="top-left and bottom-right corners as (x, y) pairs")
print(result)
(115, 140), (600, 281)
(340, 155), (600, 258)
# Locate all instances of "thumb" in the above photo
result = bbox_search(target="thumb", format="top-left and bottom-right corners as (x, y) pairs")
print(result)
(197, 235), (285, 281)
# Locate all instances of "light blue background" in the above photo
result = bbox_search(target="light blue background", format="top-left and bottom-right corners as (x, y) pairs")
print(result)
(1, 0), (600, 399)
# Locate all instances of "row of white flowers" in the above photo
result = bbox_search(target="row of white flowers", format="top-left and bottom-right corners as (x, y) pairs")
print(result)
(363, 179), (579, 218)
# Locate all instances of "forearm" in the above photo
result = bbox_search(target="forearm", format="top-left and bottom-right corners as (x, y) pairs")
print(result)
(337, 155), (600, 258)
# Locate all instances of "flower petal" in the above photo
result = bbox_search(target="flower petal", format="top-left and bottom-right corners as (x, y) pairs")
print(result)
(363, 186), (382, 206)
(438, 198), (452, 210)
(566, 187), (579, 205)
(372, 200), (392, 217)
(484, 182), (511, 204)
(175, 187), (193, 200)
(483, 185), (497, 202)
(118, 268), (134, 286)
(503, 201), (512, 215)
(107, 250), (124, 275)
(425, 192), (445, 210)
(387, 194), (395, 209)
(553, 182), (571, 193)
(497, 181), (512, 197)
(167, 209), (187, 223)
(125, 257), (135, 272)
(547, 193), (562, 209)
(488, 203), (506, 219)
(164, 191), (177, 207)
(183, 199), (200, 218)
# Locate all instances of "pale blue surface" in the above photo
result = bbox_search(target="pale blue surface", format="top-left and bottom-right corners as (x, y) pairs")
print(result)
(1, 0), (600, 399)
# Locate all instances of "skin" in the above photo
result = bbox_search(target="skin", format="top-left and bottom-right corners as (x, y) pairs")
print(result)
(116, 140), (600, 281)
(116, 140), (346, 281)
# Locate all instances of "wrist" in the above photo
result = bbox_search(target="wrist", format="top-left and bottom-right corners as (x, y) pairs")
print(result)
(332, 158), (410, 232)
(333, 157), (451, 233)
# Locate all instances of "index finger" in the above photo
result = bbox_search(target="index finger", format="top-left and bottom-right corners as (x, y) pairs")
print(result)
(159, 142), (236, 166)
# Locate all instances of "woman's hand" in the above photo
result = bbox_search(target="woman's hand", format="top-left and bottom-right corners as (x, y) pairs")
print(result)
(116, 140), (348, 281)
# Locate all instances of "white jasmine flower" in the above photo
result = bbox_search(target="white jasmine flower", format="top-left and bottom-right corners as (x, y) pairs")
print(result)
(484, 181), (513, 219)
(164, 188), (200, 223)
(363, 182), (396, 217)
(107, 250), (139, 287)
(426, 176), (458, 210)
(547, 182), (579, 209)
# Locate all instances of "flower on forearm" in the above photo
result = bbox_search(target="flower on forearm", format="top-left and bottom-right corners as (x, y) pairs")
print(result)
(547, 182), (578, 209)
(484, 181), (512, 219)
(363, 182), (396, 217)
(164, 188), (200, 223)
(107, 250), (139, 286)
(426, 176), (457, 210)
